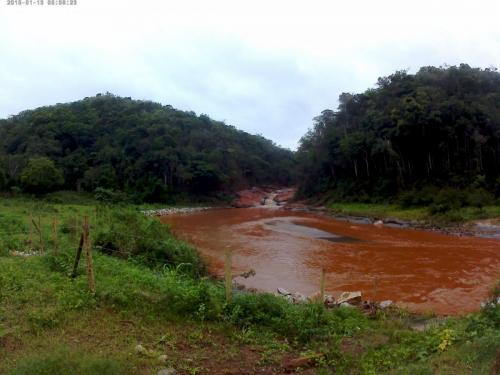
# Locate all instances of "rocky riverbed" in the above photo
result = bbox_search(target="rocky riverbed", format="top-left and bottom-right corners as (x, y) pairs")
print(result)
(145, 186), (500, 239)
(142, 206), (214, 216)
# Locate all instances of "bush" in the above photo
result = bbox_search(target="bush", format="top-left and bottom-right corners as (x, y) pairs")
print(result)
(398, 186), (439, 208)
(161, 276), (224, 320)
(94, 187), (129, 204)
(465, 188), (495, 208)
(93, 208), (205, 276)
(20, 157), (64, 194)
(224, 293), (367, 342)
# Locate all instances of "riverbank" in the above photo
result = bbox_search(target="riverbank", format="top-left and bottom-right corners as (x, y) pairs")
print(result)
(320, 202), (500, 238)
(1, 194), (499, 374)
(2, 248), (498, 375)
(270, 188), (500, 237)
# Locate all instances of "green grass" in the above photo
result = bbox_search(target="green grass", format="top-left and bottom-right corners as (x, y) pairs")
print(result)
(2, 252), (499, 374)
(7, 348), (127, 375)
(328, 202), (429, 221)
(0, 194), (499, 374)
(328, 202), (500, 224)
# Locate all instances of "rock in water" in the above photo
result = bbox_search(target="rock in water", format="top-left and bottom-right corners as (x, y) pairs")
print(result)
(337, 291), (362, 306)
(277, 287), (290, 296)
(340, 302), (355, 308)
(291, 292), (306, 303)
(324, 294), (336, 308)
(308, 291), (322, 302)
(374, 220), (384, 226)
(380, 300), (393, 309)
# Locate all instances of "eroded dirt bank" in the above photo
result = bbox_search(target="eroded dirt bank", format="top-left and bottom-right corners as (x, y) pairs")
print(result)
(161, 199), (500, 315)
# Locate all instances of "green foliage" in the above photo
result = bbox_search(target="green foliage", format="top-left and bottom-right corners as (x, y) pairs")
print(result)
(83, 164), (118, 190)
(224, 293), (367, 342)
(0, 166), (6, 189)
(7, 348), (127, 375)
(0, 197), (498, 374)
(10, 186), (22, 196)
(93, 187), (129, 204)
(93, 208), (205, 276)
(298, 65), (500, 201)
(160, 275), (224, 320)
(0, 94), (295, 201)
(1, 248), (499, 374)
(20, 157), (64, 193)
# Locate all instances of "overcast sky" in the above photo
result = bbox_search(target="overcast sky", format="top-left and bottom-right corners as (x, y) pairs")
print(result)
(1, 0), (500, 149)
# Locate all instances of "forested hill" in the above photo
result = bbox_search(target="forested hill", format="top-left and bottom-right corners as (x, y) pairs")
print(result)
(297, 65), (500, 201)
(0, 94), (295, 201)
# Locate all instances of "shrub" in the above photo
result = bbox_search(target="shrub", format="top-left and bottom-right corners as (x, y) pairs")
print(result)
(93, 208), (205, 276)
(161, 276), (224, 320)
(398, 186), (438, 208)
(94, 187), (129, 204)
(224, 293), (367, 342)
(465, 188), (495, 208)
(20, 157), (64, 194)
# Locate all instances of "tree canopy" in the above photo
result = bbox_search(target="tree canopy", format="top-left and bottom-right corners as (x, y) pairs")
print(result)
(0, 93), (295, 201)
(297, 65), (500, 200)
(20, 157), (64, 193)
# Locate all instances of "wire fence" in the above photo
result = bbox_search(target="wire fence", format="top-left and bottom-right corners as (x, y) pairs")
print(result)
(1, 212), (411, 304)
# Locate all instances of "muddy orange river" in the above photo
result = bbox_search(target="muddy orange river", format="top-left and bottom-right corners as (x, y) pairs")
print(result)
(161, 208), (500, 315)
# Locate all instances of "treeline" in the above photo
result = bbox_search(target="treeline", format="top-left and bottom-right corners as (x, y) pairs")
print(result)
(297, 64), (500, 204)
(0, 93), (295, 202)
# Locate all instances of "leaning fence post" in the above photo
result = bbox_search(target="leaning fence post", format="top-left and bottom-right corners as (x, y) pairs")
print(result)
(31, 215), (44, 253)
(83, 216), (96, 294)
(71, 233), (85, 279)
(224, 248), (232, 303)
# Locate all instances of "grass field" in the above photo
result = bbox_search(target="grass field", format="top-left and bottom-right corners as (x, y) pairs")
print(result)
(0, 193), (499, 374)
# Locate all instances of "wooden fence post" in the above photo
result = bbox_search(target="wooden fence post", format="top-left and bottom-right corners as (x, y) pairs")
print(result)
(52, 217), (58, 254)
(71, 233), (85, 279)
(224, 248), (232, 303)
(28, 212), (33, 245)
(38, 215), (42, 252)
(31, 215), (44, 253)
(320, 268), (326, 303)
(83, 216), (96, 294)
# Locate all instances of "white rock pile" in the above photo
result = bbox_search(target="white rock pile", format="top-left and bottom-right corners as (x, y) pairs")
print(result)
(142, 207), (213, 216)
(276, 287), (394, 311)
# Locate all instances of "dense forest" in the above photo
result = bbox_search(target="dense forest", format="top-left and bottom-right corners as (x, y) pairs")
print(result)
(297, 64), (500, 205)
(2, 65), (500, 207)
(0, 93), (295, 202)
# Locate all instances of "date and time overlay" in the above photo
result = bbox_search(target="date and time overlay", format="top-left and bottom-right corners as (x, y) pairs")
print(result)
(5, 0), (77, 6)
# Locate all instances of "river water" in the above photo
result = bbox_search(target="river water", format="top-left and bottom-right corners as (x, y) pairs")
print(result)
(161, 207), (500, 314)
